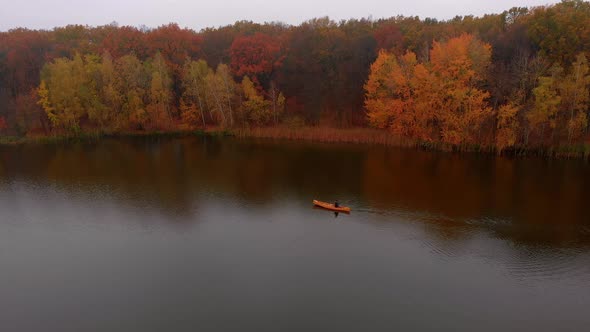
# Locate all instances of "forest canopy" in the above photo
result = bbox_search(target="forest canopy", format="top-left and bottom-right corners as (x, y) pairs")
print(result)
(1, 0), (590, 152)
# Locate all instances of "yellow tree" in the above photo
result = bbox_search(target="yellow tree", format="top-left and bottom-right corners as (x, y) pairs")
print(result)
(205, 66), (227, 126)
(81, 54), (107, 130)
(561, 53), (590, 142)
(217, 63), (235, 126)
(38, 54), (87, 133)
(496, 103), (520, 152)
(146, 52), (173, 129)
(241, 75), (272, 125)
(116, 54), (148, 130)
(429, 34), (492, 145)
(37, 80), (53, 121)
(96, 51), (122, 130)
(180, 59), (210, 128)
(268, 81), (286, 125)
(528, 65), (562, 145)
(204, 63), (236, 127)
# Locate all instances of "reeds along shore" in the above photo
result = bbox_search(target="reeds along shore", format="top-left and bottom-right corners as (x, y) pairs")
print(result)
(1, 126), (589, 160)
(235, 127), (400, 145)
(235, 126), (492, 153)
(234, 126), (590, 160)
(0, 128), (236, 145)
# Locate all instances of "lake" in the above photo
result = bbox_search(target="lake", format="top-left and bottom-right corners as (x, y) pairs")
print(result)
(1, 136), (589, 331)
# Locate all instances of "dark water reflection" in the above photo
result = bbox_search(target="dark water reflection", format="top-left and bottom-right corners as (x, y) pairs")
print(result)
(1, 137), (589, 331)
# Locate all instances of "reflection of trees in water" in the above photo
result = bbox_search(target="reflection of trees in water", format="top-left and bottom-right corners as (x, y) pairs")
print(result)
(1, 139), (196, 219)
(362, 147), (590, 247)
(1, 138), (364, 218)
(2, 137), (590, 249)
(362, 147), (486, 216)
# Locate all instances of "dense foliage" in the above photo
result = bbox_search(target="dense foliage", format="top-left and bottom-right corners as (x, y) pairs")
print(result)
(1, 0), (590, 152)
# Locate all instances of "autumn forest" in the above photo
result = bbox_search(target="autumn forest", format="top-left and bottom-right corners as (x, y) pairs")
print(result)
(1, 0), (590, 155)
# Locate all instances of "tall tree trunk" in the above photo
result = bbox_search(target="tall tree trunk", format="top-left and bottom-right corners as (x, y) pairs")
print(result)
(271, 83), (277, 125)
(195, 87), (206, 127)
(211, 87), (226, 126)
(222, 74), (233, 126)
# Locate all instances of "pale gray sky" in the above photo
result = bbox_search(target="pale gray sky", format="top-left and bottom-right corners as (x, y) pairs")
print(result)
(1, 0), (559, 31)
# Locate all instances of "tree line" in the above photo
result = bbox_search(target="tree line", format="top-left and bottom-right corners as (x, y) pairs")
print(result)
(36, 52), (283, 133)
(1, 0), (590, 152)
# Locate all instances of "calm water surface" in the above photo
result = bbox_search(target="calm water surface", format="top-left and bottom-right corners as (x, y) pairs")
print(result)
(1, 137), (589, 331)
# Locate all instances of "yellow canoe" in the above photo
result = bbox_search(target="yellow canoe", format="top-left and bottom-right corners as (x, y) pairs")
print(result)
(313, 200), (351, 213)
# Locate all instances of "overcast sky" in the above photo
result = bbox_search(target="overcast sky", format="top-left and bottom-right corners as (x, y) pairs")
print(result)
(1, 0), (559, 31)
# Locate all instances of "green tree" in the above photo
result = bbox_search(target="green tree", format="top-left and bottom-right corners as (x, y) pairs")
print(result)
(181, 59), (210, 128)
(561, 53), (590, 142)
(241, 76), (272, 125)
(39, 54), (88, 133)
(145, 52), (173, 129)
(116, 54), (148, 129)
(528, 65), (563, 144)
(527, 0), (590, 65)
(217, 63), (235, 126)
(203, 63), (236, 127)
(496, 103), (520, 152)
(96, 51), (122, 130)
(269, 81), (286, 125)
(82, 54), (108, 130)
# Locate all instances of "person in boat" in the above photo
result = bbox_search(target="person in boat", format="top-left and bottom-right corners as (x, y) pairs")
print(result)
(334, 200), (340, 208)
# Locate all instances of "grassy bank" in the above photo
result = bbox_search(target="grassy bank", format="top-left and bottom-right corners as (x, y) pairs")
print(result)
(234, 126), (401, 145)
(0, 128), (233, 146)
(3, 126), (589, 160)
(234, 126), (494, 152)
(234, 126), (590, 160)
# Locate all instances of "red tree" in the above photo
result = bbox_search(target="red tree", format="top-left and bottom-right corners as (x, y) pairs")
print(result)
(374, 23), (404, 54)
(0, 116), (7, 132)
(99, 25), (148, 59)
(146, 24), (203, 71)
(230, 33), (282, 88)
(1, 29), (52, 95)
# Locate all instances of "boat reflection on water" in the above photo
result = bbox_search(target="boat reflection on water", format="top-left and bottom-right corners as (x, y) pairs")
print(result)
(311, 205), (350, 218)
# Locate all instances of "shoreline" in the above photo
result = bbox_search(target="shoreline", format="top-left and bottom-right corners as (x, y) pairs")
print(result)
(2, 126), (589, 160)
(0, 129), (234, 146)
(234, 127), (590, 160)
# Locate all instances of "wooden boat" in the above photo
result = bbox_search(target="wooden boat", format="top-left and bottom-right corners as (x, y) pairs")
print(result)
(313, 200), (351, 213)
